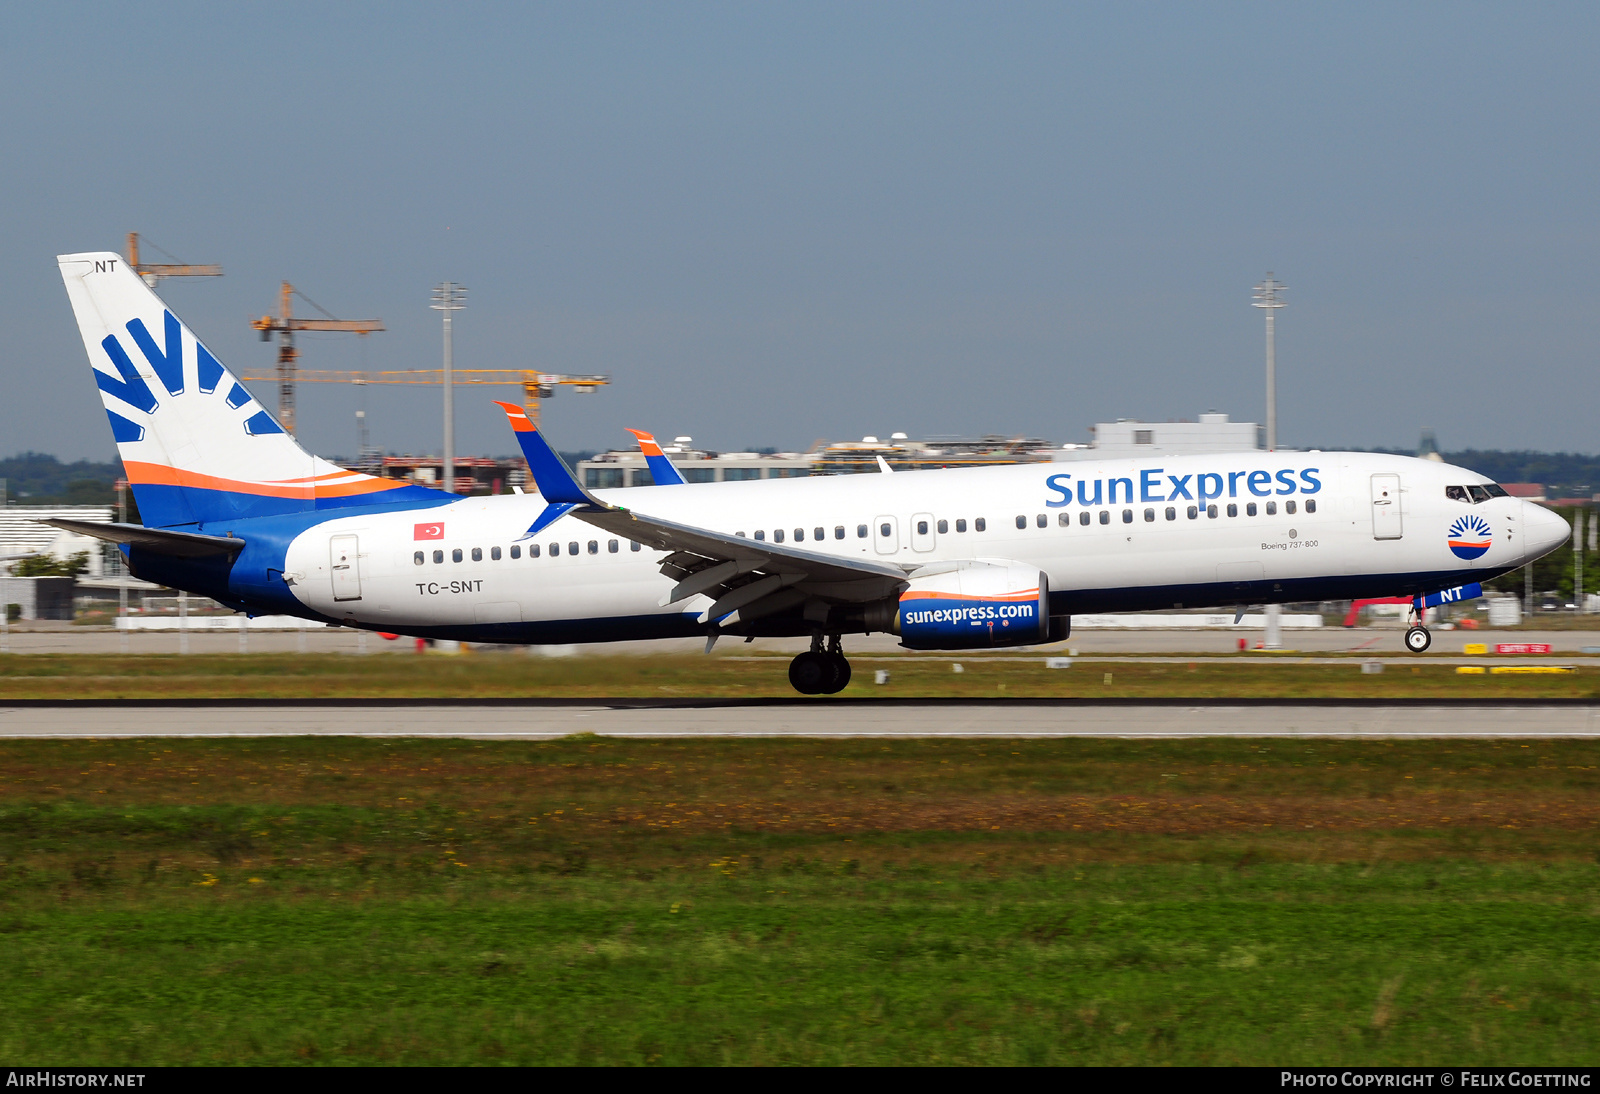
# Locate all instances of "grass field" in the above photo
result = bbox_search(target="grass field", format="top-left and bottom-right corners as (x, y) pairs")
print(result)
(2, 734), (1597, 1065)
(1, 651), (1598, 699)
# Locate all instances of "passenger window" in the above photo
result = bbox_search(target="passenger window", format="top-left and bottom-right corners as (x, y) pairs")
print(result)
(794, 528), (804, 541)
(1246, 502), (1257, 517)
(774, 529), (785, 543)
(1015, 515), (1027, 530)
(528, 544), (540, 558)
(1187, 506), (1198, 520)
(1122, 509), (1133, 523)
(1285, 500), (1297, 515)
(1305, 499), (1317, 514)
(1446, 485), (1470, 502)
(631, 541), (641, 551)
(1165, 507), (1176, 521)
(587, 540), (598, 554)
(832, 526), (843, 540)
(511, 545), (522, 559)
(433, 550), (444, 564)
(490, 546), (502, 560)
(549, 543), (559, 556)
(1207, 505), (1218, 518)
(857, 524), (868, 538)
(1468, 486), (1491, 504)
(1079, 511), (1090, 526)
(569, 541), (580, 555)
(452, 548), (463, 563)
(1036, 514), (1047, 528)
(608, 539), (619, 553)
(1099, 511), (1110, 525)
(755, 530), (766, 541)
(955, 519), (967, 533)
(937, 519), (948, 534)
(1266, 501), (1277, 515)
(1058, 512), (1070, 527)
(1226, 504), (1237, 518)
(880, 523), (892, 538)
(471, 547), (482, 561)
(1144, 508), (1154, 522)
(814, 527), (824, 540)
(917, 520), (929, 535)
(414, 551), (424, 565)
(975, 518), (987, 532)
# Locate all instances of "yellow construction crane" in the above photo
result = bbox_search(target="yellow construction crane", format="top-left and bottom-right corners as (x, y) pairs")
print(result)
(125, 232), (222, 287)
(249, 282), (384, 436)
(236, 369), (611, 432)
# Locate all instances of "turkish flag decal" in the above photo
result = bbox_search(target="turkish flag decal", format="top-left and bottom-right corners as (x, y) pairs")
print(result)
(414, 522), (445, 540)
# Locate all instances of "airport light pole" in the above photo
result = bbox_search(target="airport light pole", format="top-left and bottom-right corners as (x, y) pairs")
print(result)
(431, 283), (467, 495)
(1254, 274), (1287, 649)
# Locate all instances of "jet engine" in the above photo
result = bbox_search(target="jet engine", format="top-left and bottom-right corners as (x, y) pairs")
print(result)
(887, 560), (1060, 650)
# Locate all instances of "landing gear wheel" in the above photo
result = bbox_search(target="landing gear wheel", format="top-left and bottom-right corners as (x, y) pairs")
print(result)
(823, 654), (852, 694)
(1404, 626), (1432, 653)
(789, 651), (832, 695)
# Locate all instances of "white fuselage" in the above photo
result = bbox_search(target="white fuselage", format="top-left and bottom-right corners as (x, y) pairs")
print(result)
(280, 451), (1566, 640)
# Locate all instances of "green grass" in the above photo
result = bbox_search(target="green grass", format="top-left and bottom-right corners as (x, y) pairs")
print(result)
(2, 736), (1598, 1065)
(1, 651), (1597, 698)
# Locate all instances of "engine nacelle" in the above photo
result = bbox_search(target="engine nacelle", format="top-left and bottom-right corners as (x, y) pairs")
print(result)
(895, 560), (1052, 650)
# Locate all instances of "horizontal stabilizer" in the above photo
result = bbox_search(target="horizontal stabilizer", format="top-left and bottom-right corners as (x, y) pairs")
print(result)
(34, 519), (245, 558)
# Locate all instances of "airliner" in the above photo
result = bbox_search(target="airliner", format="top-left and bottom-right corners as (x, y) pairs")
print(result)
(46, 252), (1569, 693)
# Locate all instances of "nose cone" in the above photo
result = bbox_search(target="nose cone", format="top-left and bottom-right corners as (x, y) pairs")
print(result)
(1522, 502), (1570, 562)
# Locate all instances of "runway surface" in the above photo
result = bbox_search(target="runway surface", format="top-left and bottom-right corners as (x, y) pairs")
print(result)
(2, 699), (1597, 738)
(6, 626), (1600, 656)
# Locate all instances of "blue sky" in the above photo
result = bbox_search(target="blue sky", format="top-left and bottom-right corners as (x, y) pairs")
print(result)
(3, 3), (1597, 461)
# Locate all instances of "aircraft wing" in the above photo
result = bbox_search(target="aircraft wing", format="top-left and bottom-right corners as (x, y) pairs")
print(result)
(496, 403), (908, 623)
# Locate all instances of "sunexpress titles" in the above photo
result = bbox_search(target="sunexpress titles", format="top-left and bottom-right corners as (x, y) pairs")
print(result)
(1044, 467), (1323, 507)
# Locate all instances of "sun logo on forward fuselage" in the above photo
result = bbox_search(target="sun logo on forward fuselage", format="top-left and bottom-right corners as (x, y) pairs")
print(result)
(1447, 514), (1492, 560)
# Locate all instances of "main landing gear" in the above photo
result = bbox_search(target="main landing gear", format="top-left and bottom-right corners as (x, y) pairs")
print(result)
(789, 634), (852, 695)
(1404, 625), (1432, 653)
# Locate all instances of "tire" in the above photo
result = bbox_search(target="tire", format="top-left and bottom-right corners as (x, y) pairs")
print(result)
(788, 651), (831, 694)
(1404, 626), (1432, 653)
(822, 654), (852, 694)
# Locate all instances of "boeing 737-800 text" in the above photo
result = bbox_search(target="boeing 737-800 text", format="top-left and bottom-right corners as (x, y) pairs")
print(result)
(46, 253), (1570, 693)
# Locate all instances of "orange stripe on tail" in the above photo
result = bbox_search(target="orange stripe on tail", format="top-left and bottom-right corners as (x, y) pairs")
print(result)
(626, 428), (664, 457)
(495, 401), (535, 432)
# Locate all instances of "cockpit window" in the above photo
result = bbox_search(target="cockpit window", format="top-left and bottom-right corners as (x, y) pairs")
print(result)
(1448, 483), (1510, 504)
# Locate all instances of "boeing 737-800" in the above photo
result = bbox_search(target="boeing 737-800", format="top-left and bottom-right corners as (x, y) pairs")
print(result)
(45, 252), (1570, 693)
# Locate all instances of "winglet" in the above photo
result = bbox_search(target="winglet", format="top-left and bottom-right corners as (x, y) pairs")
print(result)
(626, 428), (687, 486)
(494, 401), (588, 505)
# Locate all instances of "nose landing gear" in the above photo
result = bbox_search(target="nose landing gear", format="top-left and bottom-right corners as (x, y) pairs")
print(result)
(789, 634), (851, 695)
(1404, 625), (1432, 653)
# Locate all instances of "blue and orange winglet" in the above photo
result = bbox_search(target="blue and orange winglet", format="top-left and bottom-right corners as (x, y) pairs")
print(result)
(496, 401), (593, 539)
(625, 428), (687, 486)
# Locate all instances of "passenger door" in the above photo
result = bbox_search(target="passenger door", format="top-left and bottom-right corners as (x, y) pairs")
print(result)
(330, 534), (362, 601)
(1371, 474), (1402, 540)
